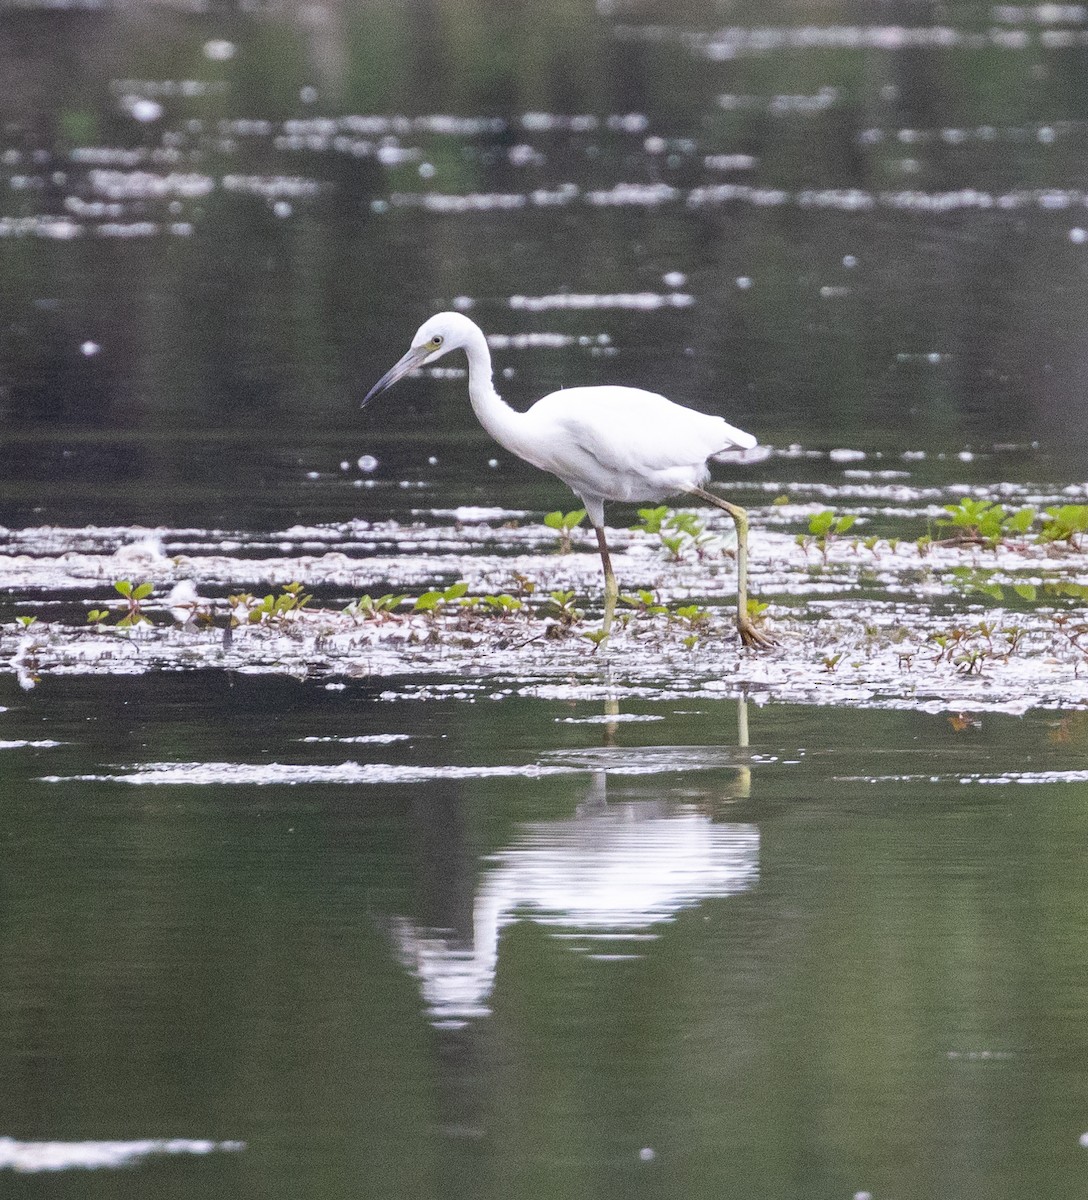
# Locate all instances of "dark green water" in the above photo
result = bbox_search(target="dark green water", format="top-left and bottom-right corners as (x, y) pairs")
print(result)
(3, 0), (1088, 531)
(3, 675), (1088, 1197)
(3, 1), (1088, 1195)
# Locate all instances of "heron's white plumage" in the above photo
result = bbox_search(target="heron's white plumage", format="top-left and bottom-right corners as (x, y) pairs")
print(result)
(370, 311), (759, 526)
(363, 311), (774, 647)
(519, 385), (757, 515)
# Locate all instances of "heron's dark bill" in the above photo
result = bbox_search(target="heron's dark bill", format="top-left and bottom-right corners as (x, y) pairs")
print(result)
(361, 345), (429, 407)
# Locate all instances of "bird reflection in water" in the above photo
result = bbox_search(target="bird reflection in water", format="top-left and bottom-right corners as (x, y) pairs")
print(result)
(389, 698), (759, 1027)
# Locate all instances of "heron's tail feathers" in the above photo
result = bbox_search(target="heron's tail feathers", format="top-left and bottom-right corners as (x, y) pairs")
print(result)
(712, 443), (774, 466)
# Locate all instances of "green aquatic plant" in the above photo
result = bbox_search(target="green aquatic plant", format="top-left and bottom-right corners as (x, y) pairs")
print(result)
(542, 589), (582, 626)
(946, 567), (1087, 607)
(809, 510), (857, 539)
(237, 582), (313, 629)
(481, 593), (523, 616)
(926, 619), (1038, 675)
(948, 567), (1005, 603)
(543, 508), (586, 554)
(1037, 504), (1088, 549)
(619, 588), (669, 617)
(745, 598), (771, 630)
(936, 497), (1035, 548)
(1045, 580), (1088, 602)
(672, 602), (712, 650)
(581, 627), (610, 650)
(630, 506), (721, 562)
(344, 593), (407, 621)
(673, 603), (711, 626)
(412, 581), (470, 614)
(114, 579), (154, 627)
(797, 509), (857, 561)
(15, 615), (37, 629)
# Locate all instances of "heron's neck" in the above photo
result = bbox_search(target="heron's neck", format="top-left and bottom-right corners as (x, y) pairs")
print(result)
(463, 332), (527, 453)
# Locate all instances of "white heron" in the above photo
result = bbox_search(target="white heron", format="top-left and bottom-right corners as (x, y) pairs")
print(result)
(363, 312), (774, 648)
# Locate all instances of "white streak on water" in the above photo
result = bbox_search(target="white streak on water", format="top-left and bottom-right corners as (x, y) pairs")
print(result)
(297, 733), (412, 744)
(42, 751), (768, 787)
(555, 714), (665, 724)
(0, 1137), (244, 1173)
(41, 761), (582, 786)
(835, 770), (1088, 784)
(509, 292), (694, 311)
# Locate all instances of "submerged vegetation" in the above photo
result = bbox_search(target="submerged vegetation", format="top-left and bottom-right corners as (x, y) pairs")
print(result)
(3, 498), (1087, 709)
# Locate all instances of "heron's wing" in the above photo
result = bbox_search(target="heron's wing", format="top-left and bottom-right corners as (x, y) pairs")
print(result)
(531, 387), (756, 476)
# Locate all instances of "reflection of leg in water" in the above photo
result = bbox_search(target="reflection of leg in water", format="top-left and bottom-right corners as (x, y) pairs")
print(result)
(602, 695), (619, 747)
(730, 696), (751, 803)
(578, 770), (609, 816)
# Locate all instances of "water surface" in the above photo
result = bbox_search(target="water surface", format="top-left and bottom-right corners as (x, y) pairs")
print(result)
(3, 2), (1088, 1197)
(4, 676), (1088, 1198)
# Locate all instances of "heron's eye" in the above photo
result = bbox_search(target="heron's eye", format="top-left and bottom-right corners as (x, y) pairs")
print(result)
(430, 335), (443, 348)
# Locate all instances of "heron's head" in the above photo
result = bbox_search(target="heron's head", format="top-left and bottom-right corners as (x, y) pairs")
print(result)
(362, 312), (479, 407)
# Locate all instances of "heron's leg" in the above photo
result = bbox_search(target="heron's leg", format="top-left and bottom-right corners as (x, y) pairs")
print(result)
(594, 524), (619, 636)
(687, 485), (775, 649)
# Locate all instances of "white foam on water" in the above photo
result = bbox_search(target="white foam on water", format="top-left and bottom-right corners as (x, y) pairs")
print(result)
(41, 761), (583, 786)
(0, 1136), (244, 1172)
(585, 182), (680, 206)
(42, 749), (776, 787)
(555, 714), (665, 724)
(297, 733), (412, 744)
(486, 331), (611, 349)
(509, 292), (694, 311)
(835, 770), (1088, 785)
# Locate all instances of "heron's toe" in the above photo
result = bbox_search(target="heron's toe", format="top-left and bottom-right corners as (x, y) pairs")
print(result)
(738, 620), (777, 650)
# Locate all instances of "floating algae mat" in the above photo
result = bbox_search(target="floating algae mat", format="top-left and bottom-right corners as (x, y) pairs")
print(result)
(3, 474), (1086, 714)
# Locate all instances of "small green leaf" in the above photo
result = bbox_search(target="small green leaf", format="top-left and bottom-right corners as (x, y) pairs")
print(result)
(1007, 507), (1036, 534)
(1012, 584), (1037, 602)
(114, 579), (133, 597)
(632, 506), (668, 534)
(808, 511), (835, 537)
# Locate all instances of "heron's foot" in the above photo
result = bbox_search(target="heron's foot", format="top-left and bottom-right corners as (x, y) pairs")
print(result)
(737, 618), (777, 650)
